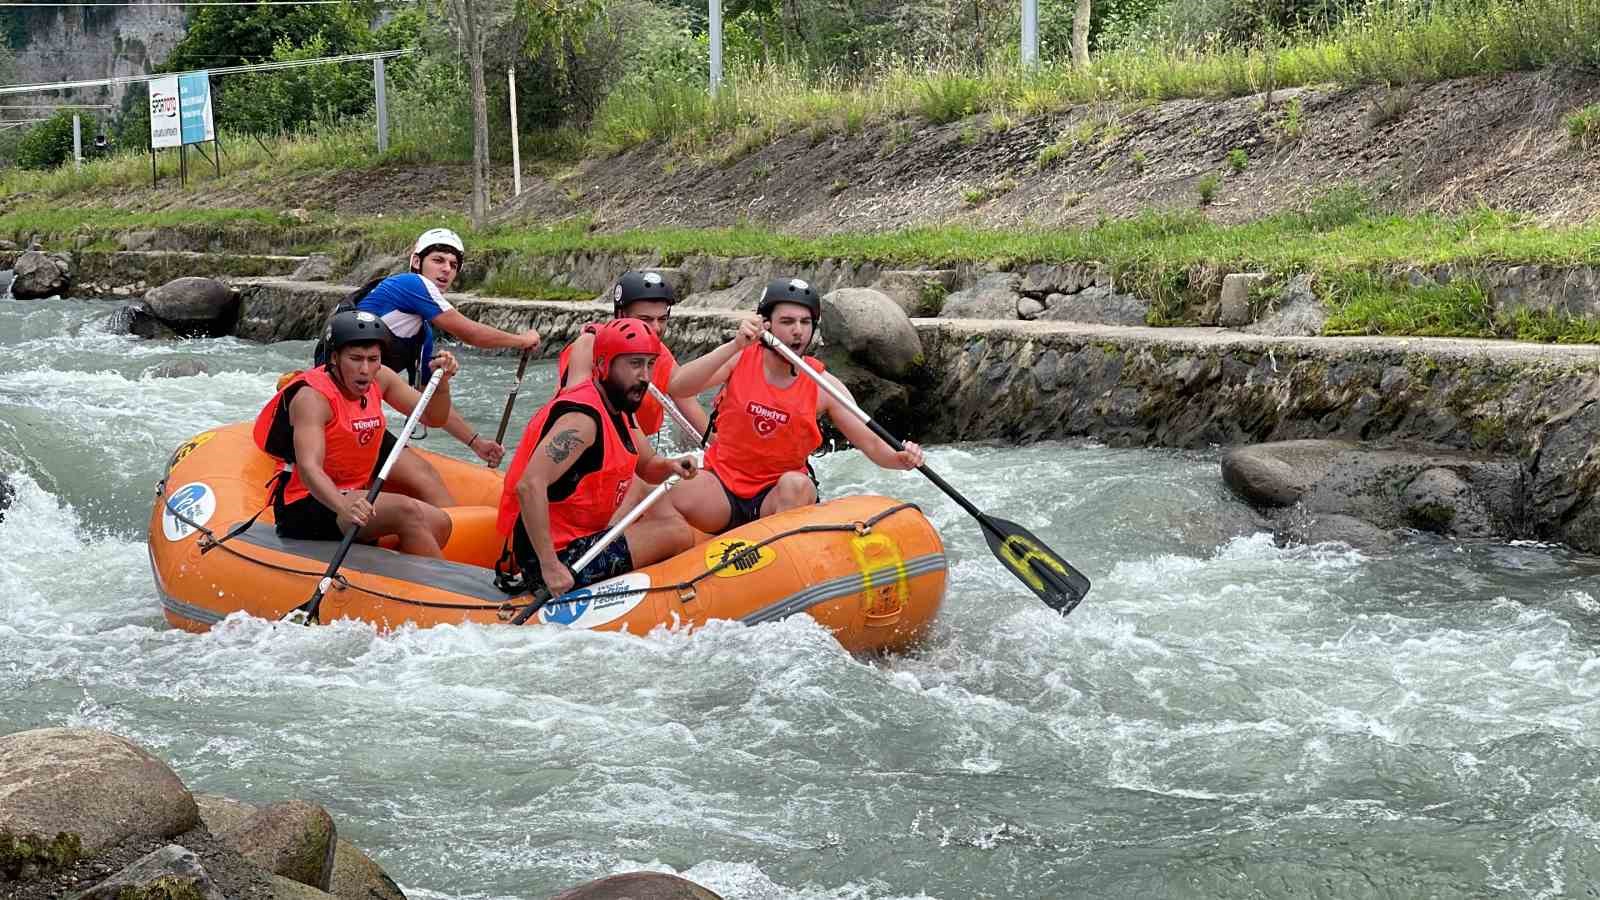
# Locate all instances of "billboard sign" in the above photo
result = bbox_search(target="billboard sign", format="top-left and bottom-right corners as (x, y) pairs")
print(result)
(148, 74), (181, 149)
(178, 72), (214, 144)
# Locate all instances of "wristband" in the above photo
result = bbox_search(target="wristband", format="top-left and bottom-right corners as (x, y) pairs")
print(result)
(468, 432), (480, 446)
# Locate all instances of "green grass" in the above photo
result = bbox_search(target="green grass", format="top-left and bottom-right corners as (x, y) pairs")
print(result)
(13, 189), (1600, 343)
(1565, 103), (1600, 150)
(590, 0), (1600, 155)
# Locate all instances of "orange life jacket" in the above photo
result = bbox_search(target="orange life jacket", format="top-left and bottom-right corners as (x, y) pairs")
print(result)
(253, 367), (385, 506)
(704, 343), (824, 499)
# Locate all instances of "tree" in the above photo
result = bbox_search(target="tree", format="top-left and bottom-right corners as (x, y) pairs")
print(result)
(1072, 0), (1091, 66)
(15, 109), (97, 169)
(438, 0), (600, 225)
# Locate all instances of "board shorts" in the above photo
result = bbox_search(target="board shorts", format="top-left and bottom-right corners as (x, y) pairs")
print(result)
(712, 464), (821, 533)
(272, 431), (396, 541)
(511, 522), (634, 594)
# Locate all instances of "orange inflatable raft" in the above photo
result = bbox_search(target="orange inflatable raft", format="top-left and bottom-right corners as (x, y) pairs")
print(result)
(148, 423), (947, 653)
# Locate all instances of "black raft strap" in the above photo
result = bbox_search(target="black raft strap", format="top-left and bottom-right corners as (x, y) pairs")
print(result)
(201, 469), (289, 554)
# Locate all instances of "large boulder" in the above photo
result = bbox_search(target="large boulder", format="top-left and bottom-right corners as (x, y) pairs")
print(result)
(0, 727), (198, 856)
(142, 277), (241, 337)
(74, 844), (227, 900)
(1222, 440), (1354, 508)
(112, 303), (180, 340)
(938, 272), (1021, 320)
(222, 800), (336, 891)
(195, 795), (404, 900)
(550, 872), (723, 900)
(291, 254), (336, 282)
(10, 250), (71, 300)
(819, 287), (923, 380)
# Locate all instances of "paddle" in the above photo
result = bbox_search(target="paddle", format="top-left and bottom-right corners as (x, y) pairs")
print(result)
(508, 458), (695, 625)
(489, 348), (533, 468)
(758, 331), (1091, 615)
(647, 382), (707, 445)
(283, 366), (447, 626)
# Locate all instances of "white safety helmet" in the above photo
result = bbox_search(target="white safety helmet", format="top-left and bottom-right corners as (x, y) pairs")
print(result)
(412, 228), (465, 261)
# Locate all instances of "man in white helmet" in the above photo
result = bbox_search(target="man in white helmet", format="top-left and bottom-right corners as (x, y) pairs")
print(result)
(341, 227), (543, 469)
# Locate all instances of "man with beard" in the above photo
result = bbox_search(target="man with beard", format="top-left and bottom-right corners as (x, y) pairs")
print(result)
(666, 278), (923, 534)
(496, 319), (700, 598)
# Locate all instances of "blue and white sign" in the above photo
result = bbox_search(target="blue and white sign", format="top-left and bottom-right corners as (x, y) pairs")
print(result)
(178, 72), (215, 145)
(539, 573), (650, 629)
(162, 481), (217, 542)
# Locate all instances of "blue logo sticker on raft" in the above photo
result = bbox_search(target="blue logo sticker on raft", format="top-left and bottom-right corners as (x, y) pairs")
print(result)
(538, 573), (650, 629)
(161, 481), (217, 541)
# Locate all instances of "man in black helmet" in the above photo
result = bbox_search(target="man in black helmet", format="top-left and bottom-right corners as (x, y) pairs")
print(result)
(254, 311), (461, 555)
(665, 277), (923, 534)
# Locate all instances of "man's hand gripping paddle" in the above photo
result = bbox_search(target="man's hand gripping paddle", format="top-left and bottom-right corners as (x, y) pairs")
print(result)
(759, 331), (1091, 615)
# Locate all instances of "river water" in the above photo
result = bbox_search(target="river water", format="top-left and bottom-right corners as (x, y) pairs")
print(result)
(2, 294), (1598, 899)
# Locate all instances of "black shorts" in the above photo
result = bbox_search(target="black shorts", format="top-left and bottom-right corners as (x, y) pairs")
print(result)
(271, 435), (392, 541)
(512, 521), (634, 594)
(714, 464), (820, 533)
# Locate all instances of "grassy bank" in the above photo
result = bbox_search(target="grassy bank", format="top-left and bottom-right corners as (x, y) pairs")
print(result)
(8, 193), (1600, 343)
(592, 0), (1600, 154)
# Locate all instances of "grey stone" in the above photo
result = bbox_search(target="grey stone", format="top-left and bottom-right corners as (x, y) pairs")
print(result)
(0, 473), (12, 523)
(0, 727), (198, 855)
(550, 872), (723, 900)
(0, 267), (12, 299)
(114, 303), (180, 340)
(869, 269), (956, 317)
(1219, 273), (1268, 327)
(73, 844), (227, 900)
(819, 287), (924, 380)
(11, 250), (70, 300)
(939, 272), (1022, 320)
(195, 794), (405, 900)
(1017, 296), (1046, 319)
(1020, 263), (1091, 297)
(1402, 467), (1494, 537)
(1275, 513), (1397, 550)
(1246, 274), (1325, 337)
(142, 277), (240, 337)
(117, 230), (158, 251)
(222, 800), (337, 891)
(345, 254), (404, 287)
(146, 359), (210, 379)
(272, 873), (338, 900)
(1037, 286), (1151, 326)
(291, 254), (335, 282)
(0, 239), (17, 250)
(1222, 440), (1356, 508)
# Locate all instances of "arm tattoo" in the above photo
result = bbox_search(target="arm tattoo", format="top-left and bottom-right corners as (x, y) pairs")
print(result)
(545, 428), (583, 464)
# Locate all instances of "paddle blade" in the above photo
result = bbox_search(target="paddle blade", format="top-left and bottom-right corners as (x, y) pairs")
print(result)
(980, 516), (1091, 615)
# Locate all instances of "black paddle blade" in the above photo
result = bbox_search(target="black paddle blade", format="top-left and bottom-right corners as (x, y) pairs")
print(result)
(980, 515), (1091, 615)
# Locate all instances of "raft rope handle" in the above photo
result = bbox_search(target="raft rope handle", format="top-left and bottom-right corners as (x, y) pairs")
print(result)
(155, 471), (291, 555)
(174, 503), (924, 613)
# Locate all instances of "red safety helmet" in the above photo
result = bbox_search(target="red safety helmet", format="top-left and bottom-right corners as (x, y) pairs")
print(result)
(593, 317), (660, 379)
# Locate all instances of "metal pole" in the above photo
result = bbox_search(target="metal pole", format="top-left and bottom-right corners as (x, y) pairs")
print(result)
(374, 57), (389, 154)
(72, 113), (81, 168)
(709, 0), (723, 96)
(1021, 0), (1039, 66)
(508, 68), (522, 197)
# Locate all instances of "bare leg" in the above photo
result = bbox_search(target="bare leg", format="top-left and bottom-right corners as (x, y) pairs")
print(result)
(382, 448), (456, 508)
(357, 494), (453, 558)
(760, 471), (817, 517)
(619, 502), (696, 568)
(665, 471), (734, 534)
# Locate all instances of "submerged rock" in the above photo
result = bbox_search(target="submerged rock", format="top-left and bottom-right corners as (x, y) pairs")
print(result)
(112, 303), (180, 340)
(549, 872), (723, 900)
(146, 360), (211, 379)
(142, 277), (240, 337)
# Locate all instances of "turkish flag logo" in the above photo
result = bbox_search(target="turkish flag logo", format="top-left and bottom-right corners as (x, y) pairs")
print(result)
(754, 417), (778, 437)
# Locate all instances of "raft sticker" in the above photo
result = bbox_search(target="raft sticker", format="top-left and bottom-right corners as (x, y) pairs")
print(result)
(165, 431), (216, 475)
(850, 533), (909, 617)
(540, 573), (649, 629)
(704, 538), (775, 578)
(162, 481), (217, 542)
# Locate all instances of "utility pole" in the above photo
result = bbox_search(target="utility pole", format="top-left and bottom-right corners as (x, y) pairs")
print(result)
(709, 0), (723, 96)
(508, 68), (522, 197)
(1021, 0), (1039, 65)
(72, 113), (82, 168)
(374, 57), (389, 154)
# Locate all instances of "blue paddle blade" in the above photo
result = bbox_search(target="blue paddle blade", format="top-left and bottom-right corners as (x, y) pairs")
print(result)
(979, 515), (1091, 615)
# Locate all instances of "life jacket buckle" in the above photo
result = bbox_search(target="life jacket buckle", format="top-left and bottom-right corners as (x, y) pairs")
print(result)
(677, 585), (697, 604)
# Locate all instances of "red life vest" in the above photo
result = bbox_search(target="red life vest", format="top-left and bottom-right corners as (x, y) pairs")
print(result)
(252, 366), (385, 506)
(704, 343), (824, 499)
(497, 379), (638, 551)
(556, 323), (678, 436)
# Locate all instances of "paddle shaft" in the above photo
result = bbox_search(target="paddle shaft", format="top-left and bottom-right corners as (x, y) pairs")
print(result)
(646, 382), (708, 445)
(286, 367), (447, 624)
(508, 464), (691, 625)
(489, 349), (534, 466)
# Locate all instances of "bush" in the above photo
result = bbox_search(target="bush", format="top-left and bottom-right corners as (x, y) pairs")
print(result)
(14, 110), (97, 170)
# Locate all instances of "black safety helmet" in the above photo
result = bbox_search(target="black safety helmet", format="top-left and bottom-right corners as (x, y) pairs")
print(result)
(756, 277), (820, 320)
(324, 309), (392, 355)
(613, 270), (677, 314)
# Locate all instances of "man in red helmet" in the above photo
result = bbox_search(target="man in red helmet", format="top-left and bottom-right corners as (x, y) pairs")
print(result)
(497, 318), (700, 597)
(667, 277), (923, 535)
